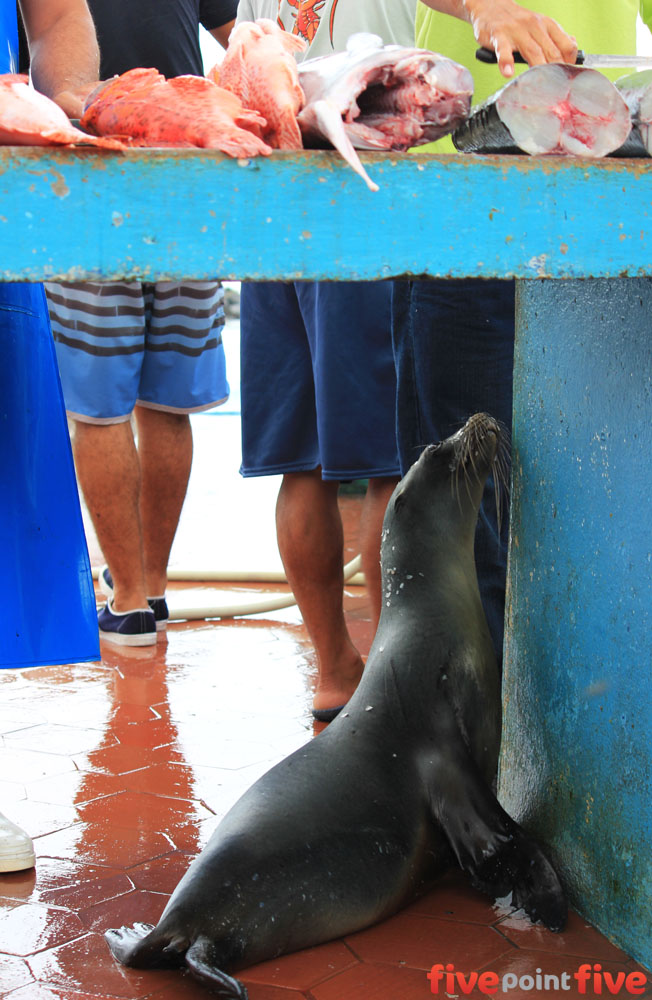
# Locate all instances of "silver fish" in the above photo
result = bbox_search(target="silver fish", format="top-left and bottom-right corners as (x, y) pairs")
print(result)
(453, 63), (631, 158)
(614, 69), (652, 156)
(297, 33), (473, 191)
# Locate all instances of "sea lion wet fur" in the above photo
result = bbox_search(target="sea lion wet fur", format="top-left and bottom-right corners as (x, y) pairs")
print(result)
(106, 413), (566, 998)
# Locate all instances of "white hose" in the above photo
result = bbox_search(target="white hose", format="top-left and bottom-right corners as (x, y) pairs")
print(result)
(92, 556), (365, 620)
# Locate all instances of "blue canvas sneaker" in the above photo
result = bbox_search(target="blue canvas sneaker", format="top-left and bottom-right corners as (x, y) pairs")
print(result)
(98, 598), (157, 646)
(99, 564), (169, 632)
(146, 596), (169, 631)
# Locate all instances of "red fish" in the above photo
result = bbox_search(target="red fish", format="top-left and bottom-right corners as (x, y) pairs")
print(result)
(0, 74), (124, 148)
(81, 68), (272, 158)
(214, 19), (306, 150)
(453, 64), (631, 157)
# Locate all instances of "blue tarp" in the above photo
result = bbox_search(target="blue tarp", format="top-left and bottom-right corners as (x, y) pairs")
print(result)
(0, 284), (99, 666)
(0, 0), (98, 667)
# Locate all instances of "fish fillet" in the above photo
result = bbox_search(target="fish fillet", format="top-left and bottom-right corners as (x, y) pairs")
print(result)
(297, 33), (473, 149)
(81, 68), (272, 158)
(0, 74), (124, 148)
(215, 19), (305, 150)
(453, 64), (631, 158)
(296, 33), (472, 190)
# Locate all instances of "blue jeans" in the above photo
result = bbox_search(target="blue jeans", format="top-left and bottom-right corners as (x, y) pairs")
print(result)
(391, 278), (515, 665)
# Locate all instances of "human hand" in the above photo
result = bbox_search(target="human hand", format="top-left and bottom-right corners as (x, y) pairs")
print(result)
(50, 82), (99, 119)
(463, 0), (577, 77)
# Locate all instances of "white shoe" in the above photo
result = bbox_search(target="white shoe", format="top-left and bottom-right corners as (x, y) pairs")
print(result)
(0, 812), (36, 873)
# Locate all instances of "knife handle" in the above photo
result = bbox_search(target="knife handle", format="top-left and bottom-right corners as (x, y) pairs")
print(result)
(475, 46), (585, 65)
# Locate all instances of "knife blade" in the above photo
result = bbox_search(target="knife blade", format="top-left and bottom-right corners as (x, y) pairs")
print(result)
(475, 46), (652, 68)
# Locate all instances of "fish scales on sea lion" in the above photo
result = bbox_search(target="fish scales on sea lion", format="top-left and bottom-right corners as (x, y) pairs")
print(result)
(106, 413), (566, 999)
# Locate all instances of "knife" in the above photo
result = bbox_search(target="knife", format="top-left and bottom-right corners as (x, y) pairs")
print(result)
(476, 46), (652, 68)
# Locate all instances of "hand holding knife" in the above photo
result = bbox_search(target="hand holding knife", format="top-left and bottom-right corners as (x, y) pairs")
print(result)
(476, 46), (652, 69)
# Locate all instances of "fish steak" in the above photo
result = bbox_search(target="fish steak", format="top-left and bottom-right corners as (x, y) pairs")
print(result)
(453, 63), (631, 158)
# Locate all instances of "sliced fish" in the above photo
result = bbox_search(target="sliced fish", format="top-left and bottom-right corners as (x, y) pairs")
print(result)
(453, 63), (631, 158)
(297, 32), (473, 190)
(614, 70), (652, 155)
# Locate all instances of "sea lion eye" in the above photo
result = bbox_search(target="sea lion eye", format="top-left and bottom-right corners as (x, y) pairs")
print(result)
(394, 491), (406, 511)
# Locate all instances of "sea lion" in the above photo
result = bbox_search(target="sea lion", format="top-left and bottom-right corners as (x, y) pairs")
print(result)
(106, 412), (566, 999)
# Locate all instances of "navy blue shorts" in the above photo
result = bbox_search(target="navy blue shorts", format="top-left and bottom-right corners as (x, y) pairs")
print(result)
(240, 281), (400, 481)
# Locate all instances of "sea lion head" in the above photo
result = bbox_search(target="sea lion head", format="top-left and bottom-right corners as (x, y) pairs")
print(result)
(383, 413), (508, 556)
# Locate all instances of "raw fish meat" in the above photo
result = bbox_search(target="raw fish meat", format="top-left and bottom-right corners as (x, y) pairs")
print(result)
(453, 64), (631, 158)
(214, 19), (305, 150)
(296, 33), (473, 189)
(0, 74), (123, 148)
(614, 70), (652, 155)
(81, 68), (272, 158)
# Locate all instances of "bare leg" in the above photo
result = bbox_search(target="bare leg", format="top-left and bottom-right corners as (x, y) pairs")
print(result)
(357, 476), (399, 629)
(134, 405), (193, 598)
(72, 419), (148, 612)
(276, 469), (364, 713)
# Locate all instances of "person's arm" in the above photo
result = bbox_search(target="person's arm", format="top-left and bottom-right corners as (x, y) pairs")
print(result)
(19, 0), (99, 116)
(420, 0), (577, 78)
(201, 0), (238, 48)
(210, 20), (236, 48)
(641, 0), (652, 34)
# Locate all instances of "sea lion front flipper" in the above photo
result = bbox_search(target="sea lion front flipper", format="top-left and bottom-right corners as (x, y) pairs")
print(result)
(472, 824), (568, 933)
(426, 743), (567, 932)
(185, 936), (249, 999)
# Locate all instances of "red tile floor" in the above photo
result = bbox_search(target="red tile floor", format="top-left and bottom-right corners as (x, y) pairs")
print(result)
(1, 392), (651, 999)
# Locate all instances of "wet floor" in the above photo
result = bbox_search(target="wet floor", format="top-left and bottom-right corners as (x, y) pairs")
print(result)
(1, 323), (651, 999)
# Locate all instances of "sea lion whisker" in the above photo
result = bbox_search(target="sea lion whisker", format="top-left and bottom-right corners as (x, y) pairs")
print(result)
(490, 434), (511, 532)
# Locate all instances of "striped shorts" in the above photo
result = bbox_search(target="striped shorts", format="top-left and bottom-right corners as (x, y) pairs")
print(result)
(45, 281), (229, 423)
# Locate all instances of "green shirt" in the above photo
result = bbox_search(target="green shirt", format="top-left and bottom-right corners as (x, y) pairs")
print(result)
(415, 0), (652, 150)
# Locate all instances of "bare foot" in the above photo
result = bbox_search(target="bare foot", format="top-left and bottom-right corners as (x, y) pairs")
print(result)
(312, 644), (365, 716)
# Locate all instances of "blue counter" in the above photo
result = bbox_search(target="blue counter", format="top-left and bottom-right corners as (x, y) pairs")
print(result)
(2, 147), (652, 281)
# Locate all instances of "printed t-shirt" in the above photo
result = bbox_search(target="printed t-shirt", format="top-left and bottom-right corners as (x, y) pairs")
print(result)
(235, 0), (416, 56)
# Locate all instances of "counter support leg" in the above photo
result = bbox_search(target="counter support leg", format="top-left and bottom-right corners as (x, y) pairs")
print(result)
(499, 277), (652, 966)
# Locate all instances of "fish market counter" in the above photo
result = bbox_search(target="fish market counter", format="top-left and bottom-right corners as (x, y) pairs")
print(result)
(1, 146), (651, 281)
(2, 146), (651, 968)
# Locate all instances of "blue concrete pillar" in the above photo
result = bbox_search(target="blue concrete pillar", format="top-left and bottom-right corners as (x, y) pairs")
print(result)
(499, 278), (652, 967)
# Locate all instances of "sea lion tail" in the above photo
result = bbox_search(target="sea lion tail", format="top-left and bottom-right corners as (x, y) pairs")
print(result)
(471, 826), (568, 933)
(186, 936), (249, 999)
